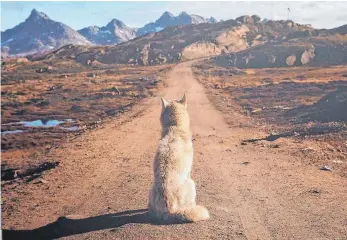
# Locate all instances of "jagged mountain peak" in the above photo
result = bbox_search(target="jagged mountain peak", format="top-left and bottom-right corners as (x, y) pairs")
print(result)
(106, 19), (126, 28)
(179, 11), (189, 16)
(78, 18), (136, 45)
(26, 9), (50, 22)
(162, 11), (174, 17)
(156, 11), (174, 24)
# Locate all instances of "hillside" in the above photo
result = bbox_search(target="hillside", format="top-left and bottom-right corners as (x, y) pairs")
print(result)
(213, 35), (347, 68)
(32, 16), (323, 66)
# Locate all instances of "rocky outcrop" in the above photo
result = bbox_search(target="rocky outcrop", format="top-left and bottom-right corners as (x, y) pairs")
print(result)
(215, 25), (250, 53)
(182, 42), (222, 60)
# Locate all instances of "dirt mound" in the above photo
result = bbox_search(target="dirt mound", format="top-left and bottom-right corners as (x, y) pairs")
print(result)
(287, 88), (347, 123)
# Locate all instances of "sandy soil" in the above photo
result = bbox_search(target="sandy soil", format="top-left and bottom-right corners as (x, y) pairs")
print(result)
(2, 62), (347, 240)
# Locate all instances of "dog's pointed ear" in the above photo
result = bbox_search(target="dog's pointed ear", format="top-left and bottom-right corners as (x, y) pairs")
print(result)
(161, 97), (168, 112)
(179, 94), (187, 109)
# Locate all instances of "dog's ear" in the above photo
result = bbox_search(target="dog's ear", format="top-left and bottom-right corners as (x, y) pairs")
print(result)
(161, 97), (168, 112)
(179, 94), (187, 109)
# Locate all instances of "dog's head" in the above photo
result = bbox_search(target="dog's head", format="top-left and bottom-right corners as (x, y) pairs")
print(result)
(160, 94), (189, 128)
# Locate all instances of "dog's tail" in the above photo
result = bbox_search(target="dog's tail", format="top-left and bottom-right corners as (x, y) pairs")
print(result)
(168, 205), (210, 223)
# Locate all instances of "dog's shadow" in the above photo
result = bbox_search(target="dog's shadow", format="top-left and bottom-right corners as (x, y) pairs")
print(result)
(3, 209), (155, 240)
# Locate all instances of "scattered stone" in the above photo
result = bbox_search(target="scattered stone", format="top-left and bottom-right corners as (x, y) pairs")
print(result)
(36, 66), (55, 73)
(320, 166), (332, 171)
(87, 72), (97, 78)
(251, 108), (262, 113)
(301, 147), (315, 152)
(293, 132), (300, 137)
(70, 105), (82, 112)
(33, 178), (48, 184)
(308, 189), (321, 194)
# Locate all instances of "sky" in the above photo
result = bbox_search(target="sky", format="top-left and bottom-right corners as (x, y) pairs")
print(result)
(1, 1), (347, 31)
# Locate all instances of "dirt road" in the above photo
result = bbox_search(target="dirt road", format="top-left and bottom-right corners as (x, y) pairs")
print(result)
(3, 62), (347, 240)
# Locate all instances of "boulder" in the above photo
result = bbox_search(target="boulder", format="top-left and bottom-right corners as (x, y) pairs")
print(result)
(286, 55), (296, 66)
(251, 15), (261, 23)
(301, 47), (315, 65)
(236, 15), (253, 24)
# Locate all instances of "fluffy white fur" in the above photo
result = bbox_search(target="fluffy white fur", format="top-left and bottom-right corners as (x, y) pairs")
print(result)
(148, 94), (209, 223)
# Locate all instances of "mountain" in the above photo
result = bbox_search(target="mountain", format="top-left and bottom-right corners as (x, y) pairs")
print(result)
(34, 15), (347, 68)
(1, 9), (91, 56)
(136, 11), (217, 36)
(78, 19), (136, 45)
(36, 16), (336, 66)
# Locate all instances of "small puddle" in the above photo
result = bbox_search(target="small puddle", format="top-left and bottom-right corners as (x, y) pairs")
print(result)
(1, 119), (78, 135)
(1, 130), (25, 135)
(21, 119), (65, 127)
(62, 126), (79, 131)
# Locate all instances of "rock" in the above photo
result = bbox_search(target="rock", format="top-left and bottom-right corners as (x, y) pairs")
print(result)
(320, 166), (332, 171)
(251, 108), (262, 113)
(35, 66), (55, 73)
(87, 73), (97, 78)
(301, 47), (315, 65)
(16, 58), (29, 63)
(251, 15), (261, 23)
(269, 55), (276, 64)
(263, 78), (272, 84)
(33, 178), (48, 184)
(70, 105), (82, 112)
(236, 15), (253, 24)
(308, 189), (321, 194)
(286, 21), (294, 27)
(286, 55), (296, 66)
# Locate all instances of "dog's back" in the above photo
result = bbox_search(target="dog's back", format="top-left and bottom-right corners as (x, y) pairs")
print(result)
(148, 94), (209, 223)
